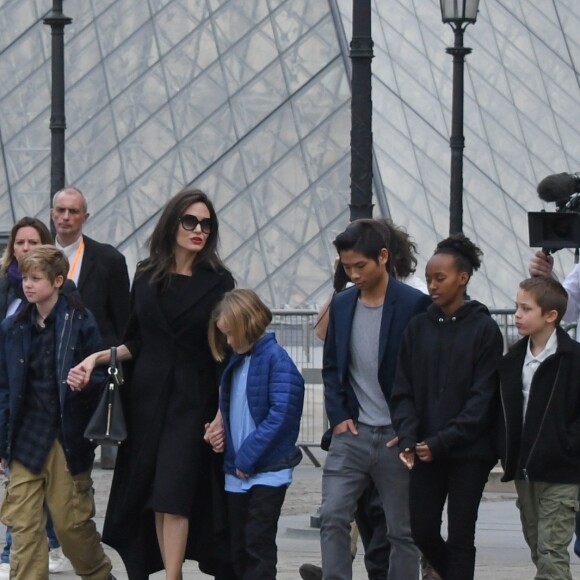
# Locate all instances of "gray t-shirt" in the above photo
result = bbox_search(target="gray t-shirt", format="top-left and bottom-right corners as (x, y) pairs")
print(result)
(348, 299), (391, 426)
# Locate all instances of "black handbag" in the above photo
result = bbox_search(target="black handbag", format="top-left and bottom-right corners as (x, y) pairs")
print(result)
(84, 346), (127, 445)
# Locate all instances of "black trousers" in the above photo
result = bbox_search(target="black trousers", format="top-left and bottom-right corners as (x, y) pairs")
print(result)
(409, 458), (491, 580)
(355, 482), (390, 580)
(227, 485), (287, 580)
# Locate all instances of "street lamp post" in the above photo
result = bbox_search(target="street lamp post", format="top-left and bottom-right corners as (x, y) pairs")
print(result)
(349, 0), (374, 221)
(43, 0), (72, 233)
(440, 0), (479, 235)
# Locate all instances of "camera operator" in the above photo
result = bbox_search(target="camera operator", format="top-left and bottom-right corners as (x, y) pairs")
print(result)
(529, 172), (580, 330)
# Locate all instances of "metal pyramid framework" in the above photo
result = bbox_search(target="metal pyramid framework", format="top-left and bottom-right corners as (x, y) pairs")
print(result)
(1, 0), (580, 307)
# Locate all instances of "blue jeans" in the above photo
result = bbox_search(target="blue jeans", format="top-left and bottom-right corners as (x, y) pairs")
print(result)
(1, 466), (60, 563)
(320, 424), (418, 580)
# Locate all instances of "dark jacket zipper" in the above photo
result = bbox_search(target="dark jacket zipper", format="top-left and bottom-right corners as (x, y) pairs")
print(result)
(521, 360), (562, 481)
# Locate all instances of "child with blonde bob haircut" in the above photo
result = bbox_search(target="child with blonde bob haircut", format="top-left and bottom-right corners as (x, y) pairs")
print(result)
(209, 288), (273, 361)
(206, 289), (304, 580)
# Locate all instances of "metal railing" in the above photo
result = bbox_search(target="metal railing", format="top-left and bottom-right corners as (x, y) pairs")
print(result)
(269, 310), (324, 461)
(269, 309), (577, 454)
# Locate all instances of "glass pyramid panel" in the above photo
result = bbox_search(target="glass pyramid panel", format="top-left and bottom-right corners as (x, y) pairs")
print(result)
(1, 0), (580, 308)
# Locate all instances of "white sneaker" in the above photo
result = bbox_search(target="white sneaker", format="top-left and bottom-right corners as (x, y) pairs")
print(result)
(48, 547), (72, 574)
(0, 562), (10, 580)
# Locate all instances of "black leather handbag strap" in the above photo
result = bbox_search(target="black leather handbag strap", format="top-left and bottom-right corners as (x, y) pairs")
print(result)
(108, 346), (123, 386)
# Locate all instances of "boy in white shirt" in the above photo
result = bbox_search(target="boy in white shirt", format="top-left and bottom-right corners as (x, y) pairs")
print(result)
(498, 277), (580, 580)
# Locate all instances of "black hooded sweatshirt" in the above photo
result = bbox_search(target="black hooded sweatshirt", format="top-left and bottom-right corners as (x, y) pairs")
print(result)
(391, 300), (504, 464)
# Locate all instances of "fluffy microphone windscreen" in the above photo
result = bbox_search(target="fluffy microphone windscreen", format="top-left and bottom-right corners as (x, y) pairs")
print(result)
(537, 172), (577, 203)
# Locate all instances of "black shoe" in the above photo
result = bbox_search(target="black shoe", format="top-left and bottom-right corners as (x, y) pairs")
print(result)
(299, 563), (322, 580)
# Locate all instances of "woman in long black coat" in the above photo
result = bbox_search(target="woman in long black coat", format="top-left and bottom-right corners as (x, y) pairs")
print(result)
(68, 189), (236, 579)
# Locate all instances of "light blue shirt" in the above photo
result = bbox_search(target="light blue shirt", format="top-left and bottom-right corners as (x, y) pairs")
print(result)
(225, 354), (292, 493)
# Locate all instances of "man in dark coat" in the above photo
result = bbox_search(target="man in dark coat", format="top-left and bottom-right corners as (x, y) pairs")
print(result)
(52, 186), (130, 468)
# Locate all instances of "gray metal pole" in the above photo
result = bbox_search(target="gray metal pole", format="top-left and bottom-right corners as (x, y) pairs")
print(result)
(349, 0), (374, 221)
(44, 0), (72, 234)
(446, 25), (471, 235)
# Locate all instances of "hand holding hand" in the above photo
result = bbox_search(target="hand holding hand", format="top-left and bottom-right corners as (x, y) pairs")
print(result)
(204, 409), (225, 453)
(67, 352), (99, 391)
(236, 469), (249, 480)
(399, 448), (415, 469)
(67, 360), (93, 392)
(416, 442), (432, 462)
(204, 423), (225, 453)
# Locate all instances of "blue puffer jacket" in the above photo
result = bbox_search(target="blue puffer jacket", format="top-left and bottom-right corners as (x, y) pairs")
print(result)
(0, 293), (105, 475)
(220, 333), (305, 476)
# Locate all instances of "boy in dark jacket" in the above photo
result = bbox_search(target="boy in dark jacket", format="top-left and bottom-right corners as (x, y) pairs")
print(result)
(499, 277), (580, 580)
(0, 246), (114, 580)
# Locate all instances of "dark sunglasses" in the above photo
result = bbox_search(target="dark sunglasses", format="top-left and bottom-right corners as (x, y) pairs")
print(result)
(179, 215), (212, 234)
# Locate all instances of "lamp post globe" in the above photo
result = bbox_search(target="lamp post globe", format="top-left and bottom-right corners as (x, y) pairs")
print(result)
(440, 0), (480, 24)
(440, 0), (480, 235)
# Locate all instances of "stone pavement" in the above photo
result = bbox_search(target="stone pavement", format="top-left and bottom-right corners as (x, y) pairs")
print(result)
(9, 453), (580, 579)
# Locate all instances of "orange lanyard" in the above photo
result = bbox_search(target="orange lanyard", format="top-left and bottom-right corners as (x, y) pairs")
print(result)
(67, 238), (85, 280)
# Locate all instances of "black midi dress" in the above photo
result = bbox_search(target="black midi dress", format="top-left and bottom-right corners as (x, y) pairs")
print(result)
(102, 264), (235, 579)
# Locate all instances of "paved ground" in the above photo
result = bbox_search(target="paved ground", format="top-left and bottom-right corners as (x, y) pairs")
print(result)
(6, 452), (580, 579)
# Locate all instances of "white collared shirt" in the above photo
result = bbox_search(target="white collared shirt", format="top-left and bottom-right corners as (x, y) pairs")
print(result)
(522, 329), (558, 420)
(55, 235), (84, 285)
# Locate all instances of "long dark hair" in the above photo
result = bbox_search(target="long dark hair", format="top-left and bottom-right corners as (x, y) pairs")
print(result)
(141, 189), (226, 287)
(375, 218), (419, 279)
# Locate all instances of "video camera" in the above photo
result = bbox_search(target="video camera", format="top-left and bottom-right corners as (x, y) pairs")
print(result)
(528, 172), (580, 253)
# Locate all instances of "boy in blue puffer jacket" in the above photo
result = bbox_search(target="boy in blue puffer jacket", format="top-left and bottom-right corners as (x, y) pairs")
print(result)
(206, 289), (304, 580)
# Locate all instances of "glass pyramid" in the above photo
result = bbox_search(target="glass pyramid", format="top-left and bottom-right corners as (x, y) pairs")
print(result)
(1, 0), (579, 307)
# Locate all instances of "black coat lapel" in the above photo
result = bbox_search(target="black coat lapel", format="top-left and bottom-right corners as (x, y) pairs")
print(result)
(137, 266), (227, 341)
(378, 280), (396, 365)
(167, 265), (227, 322)
(77, 236), (96, 292)
(336, 290), (358, 384)
(500, 340), (527, 431)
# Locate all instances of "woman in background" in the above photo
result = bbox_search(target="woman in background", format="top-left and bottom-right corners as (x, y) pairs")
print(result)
(0, 217), (53, 319)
